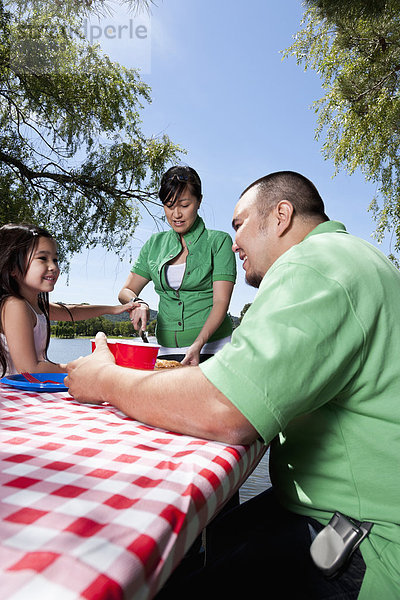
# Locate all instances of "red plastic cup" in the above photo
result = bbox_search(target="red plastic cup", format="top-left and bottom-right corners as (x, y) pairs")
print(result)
(91, 338), (118, 359)
(115, 340), (160, 370)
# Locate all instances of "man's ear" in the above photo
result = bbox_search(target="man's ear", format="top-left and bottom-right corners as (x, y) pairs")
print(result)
(275, 200), (294, 236)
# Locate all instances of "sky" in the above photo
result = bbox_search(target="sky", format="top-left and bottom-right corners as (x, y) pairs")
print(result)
(54, 0), (395, 317)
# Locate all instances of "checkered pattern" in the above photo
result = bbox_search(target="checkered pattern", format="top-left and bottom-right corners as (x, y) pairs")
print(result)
(0, 383), (265, 599)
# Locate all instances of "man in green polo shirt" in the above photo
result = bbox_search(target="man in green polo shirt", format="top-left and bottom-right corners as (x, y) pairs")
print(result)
(67, 171), (400, 598)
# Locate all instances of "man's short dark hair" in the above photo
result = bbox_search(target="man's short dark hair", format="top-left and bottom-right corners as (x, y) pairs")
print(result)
(241, 171), (329, 223)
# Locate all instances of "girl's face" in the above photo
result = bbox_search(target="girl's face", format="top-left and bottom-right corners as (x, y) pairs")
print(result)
(163, 187), (201, 236)
(19, 237), (60, 299)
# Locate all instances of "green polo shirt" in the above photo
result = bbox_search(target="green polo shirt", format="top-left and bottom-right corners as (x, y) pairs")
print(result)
(200, 221), (400, 597)
(132, 216), (236, 347)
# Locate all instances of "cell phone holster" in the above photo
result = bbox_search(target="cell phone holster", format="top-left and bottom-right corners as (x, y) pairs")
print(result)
(310, 511), (373, 578)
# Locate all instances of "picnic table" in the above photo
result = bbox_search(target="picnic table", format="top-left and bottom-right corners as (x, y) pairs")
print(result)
(0, 381), (265, 599)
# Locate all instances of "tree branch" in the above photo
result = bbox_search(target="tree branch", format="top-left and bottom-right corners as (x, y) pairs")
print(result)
(349, 65), (400, 103)
(0, 149), (160, 206)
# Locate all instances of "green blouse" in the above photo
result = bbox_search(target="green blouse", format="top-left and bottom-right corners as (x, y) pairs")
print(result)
(132, 216), (236, 347)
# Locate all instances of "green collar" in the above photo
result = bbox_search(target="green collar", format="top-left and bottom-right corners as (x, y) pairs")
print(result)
(303, 220), (347, 241)
(170, 215), (205, 246)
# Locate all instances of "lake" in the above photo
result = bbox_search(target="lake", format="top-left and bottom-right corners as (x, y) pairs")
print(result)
(48, 337), (271, 502)
(48, 337), (93, 363)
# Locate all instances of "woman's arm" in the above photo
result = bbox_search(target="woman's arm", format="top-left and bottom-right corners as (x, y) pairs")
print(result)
(118, 272), (151, 331)
(2, 297), (65, 373)
(181, 280), (234, 366)
(49, 300), (135, 322)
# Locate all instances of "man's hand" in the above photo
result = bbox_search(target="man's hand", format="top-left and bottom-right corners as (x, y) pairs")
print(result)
(65, 331), (116, 403)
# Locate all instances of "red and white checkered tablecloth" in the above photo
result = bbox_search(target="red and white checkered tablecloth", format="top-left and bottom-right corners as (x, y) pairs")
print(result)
(0, 383), (265, 600)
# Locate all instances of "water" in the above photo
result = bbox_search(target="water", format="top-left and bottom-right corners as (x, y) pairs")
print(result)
(48, 337), (271, 501)
(239, 449), (271, 504)
(48, 337), (92, 363)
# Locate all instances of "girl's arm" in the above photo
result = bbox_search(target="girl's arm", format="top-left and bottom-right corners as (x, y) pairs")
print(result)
(2, 297), (65, 373)
(181, 280), (234, 366)
(48, 300), (135, 322)
(118, 272), (151, 331)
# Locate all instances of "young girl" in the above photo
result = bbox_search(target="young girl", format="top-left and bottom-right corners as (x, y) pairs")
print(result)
(0, 223), (135, 376)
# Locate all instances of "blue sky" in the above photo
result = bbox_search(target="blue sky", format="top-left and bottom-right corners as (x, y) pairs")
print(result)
(54, 0), (393, 317)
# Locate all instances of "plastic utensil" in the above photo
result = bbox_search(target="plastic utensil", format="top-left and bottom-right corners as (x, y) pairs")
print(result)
(140, 328), (149, 343)
(21, 372), (63, 385)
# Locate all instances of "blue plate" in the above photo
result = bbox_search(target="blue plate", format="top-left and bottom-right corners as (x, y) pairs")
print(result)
(0, 373), (68, 392)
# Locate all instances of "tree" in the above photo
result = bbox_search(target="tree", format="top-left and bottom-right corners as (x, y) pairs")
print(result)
(55, 322), (75, 338)
(119, 320), (135, 336)
(147, 317), (156, 335)
(303, 0), (394, 20)
(239, 303), (251, 323)
(1, 0), (182, 262)
(284, 0), (400, 262)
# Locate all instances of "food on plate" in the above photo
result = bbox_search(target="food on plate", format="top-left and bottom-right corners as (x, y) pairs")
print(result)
(154, 358), (182, 369)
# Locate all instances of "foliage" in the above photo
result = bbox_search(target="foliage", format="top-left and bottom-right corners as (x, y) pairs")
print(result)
(239, 303), (251, 323)
(51, 314), (136, 338)
(52, 307), (243, 338)
(304, 0), (394, 20)
(0, 0), (182, 263)
(284, 0), (400, 253)
(147, 318), (156, 335)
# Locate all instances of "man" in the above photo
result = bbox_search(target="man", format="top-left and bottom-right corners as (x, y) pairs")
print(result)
(67, 171), (400, 598)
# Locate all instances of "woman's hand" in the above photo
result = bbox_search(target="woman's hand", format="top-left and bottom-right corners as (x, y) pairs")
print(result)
(128, 303), (150, 332)
(118, 273), (150, 331)
(181, 341), (202, 366)
(181, 281), (235, 366)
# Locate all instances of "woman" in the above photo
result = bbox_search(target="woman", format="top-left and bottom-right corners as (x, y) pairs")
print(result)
(118, 165), (236, 365)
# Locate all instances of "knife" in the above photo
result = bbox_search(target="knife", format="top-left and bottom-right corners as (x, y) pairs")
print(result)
(140, 328), (149, 343)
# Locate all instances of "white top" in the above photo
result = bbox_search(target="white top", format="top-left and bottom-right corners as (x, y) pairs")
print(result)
(1, 301), (48, 375)
(163, 262), (230, 357)
(158, 335), (232, 358)
(165, 263), (186, 290)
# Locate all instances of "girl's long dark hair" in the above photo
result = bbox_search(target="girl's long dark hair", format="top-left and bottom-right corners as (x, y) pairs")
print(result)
(0, 223), (54, 376)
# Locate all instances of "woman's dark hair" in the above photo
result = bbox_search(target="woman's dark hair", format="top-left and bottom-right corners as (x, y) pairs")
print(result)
(0, 223), (54, 376)
(158, 166), (202, 207)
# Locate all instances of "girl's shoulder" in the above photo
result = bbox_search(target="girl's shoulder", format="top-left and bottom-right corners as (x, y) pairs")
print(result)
(2, 296), (37, 324)
(2, 295), (24, 310)
(3, 295), (28, 308)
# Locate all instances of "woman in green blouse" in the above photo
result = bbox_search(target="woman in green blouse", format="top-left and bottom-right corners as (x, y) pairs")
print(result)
(119, 166), (236, 365)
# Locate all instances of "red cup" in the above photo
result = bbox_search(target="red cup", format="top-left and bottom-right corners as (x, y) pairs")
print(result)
(115, 340), (160, 370)
(91, 338), (118, 359)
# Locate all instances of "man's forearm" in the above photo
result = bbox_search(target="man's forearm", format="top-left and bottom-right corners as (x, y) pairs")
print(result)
(82, 364), (257, 444)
